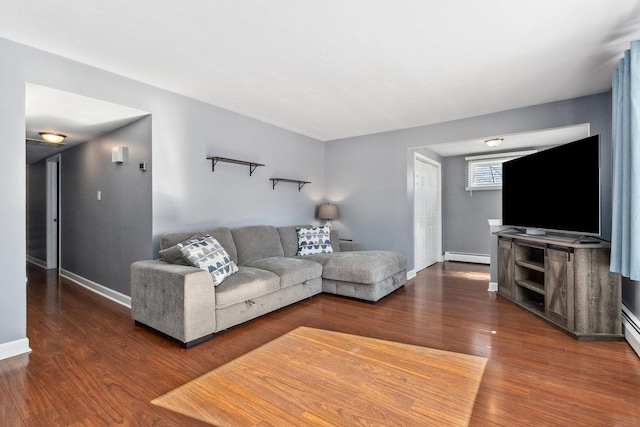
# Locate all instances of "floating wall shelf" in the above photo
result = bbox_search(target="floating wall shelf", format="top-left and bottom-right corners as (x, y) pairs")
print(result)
(270, 178), (311, 192)
(206, 156), (265, 176)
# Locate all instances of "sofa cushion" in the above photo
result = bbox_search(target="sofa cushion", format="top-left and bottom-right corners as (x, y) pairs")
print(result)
(278, 225), (306, 257)
(246, 257), (323, 289)
(231, 226), (285, 266)
(305, 251), (407, 285)
(159, 243), (192, 265)
(296, 226), (334, 256)
(200, 228), (239, 264)
(215, 266), (280, 309)
(160, 227), (239, 264)
(178, 235), (239, 286)
(278, 225), (341, 257)
(329, 229), (341, 253)
(161, 231), (201, 250)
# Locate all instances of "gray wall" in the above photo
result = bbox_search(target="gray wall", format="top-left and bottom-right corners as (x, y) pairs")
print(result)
(60, 117), (152, 296)
(0, 38), (28, 350)
(442, 155), (502, 255)
(0, 36), (324, 352)
(26, 161), (47, 262)
(325, 92), (613, 273)
(2, 34), (633, 355)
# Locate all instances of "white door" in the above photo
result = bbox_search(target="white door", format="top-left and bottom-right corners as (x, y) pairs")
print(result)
(414, 154), (440, 271)
(46, 155), (60, 270)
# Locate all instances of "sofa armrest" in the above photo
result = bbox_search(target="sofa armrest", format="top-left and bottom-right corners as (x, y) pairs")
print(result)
(339, 240), (362, 251)
(131, 260), (216, 345)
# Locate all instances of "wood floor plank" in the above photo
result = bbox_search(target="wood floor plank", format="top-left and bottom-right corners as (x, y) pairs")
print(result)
(0, 261), (636, 425)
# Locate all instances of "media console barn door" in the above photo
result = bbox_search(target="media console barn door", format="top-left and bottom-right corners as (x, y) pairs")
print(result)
(496, 232), (623, 341)
(545, 248), (573, 330)
(497, 239), (514, 300)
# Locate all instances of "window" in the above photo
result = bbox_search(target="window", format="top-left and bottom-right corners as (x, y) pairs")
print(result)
(465, 151), (536, 192)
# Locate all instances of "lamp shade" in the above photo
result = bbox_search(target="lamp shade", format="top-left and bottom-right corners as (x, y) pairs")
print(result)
(318, 203), (338, 220)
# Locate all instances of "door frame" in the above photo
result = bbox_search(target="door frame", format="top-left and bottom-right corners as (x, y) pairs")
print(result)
(413, 152), (443, 271)
(46, 154), (60, 270)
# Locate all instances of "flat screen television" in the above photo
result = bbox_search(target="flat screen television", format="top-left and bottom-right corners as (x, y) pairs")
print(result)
(502, 134), (600, 237)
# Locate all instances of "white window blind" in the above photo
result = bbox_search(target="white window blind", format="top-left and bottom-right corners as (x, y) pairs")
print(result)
(465, 150), (537, 192)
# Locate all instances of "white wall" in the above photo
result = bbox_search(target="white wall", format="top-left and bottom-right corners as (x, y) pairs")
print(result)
(0, 38), (29, 358)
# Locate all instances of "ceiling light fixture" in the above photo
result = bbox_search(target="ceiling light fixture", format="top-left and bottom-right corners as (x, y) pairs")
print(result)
(39, 132), (67, 144)
(485, 138), (503, 147)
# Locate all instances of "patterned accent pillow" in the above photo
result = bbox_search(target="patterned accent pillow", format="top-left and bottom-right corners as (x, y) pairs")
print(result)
(178, 234), (239, 286)
(296, 226), (334, 256)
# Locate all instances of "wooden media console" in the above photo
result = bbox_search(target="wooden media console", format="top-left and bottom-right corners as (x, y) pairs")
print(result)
(496, 232), (622, 340)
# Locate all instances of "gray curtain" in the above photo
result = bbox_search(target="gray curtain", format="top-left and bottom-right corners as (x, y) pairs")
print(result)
(611, 40), (640, 280)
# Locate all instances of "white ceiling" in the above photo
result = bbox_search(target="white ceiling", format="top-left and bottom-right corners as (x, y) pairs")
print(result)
(426, 123), (590, 157)
(4, 1), (640, 143)
(25, 84), (149, 163)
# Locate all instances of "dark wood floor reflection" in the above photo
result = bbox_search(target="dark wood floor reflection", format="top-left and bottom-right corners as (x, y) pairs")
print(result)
(1, 262), (639, 425)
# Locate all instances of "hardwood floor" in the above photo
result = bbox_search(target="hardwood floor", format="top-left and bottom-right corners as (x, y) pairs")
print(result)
(1, 261), (639, 425)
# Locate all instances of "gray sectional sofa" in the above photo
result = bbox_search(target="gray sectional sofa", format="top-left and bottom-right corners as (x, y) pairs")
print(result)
(131, 225), (407, 347)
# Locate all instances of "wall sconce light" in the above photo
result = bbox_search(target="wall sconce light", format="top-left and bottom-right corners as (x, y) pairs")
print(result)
(485, 138), (503, 148)
(39, 132), (66, 144)
(318, 203), (338, 227)
(112, 146), (128, 164)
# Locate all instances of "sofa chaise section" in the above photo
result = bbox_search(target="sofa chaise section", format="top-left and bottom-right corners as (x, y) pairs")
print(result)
(305, 251), (407, 302)
(277, 225), (408, 302)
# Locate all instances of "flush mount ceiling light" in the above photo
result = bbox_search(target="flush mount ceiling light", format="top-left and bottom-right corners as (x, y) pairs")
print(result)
(39, 132), (67, 144)
(485, 138), (503, 147)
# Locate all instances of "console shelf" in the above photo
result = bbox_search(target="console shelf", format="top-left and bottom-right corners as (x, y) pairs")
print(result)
(496, 232), (622, 341)
(514, 279), (545, 295)
(206, 156), (265, 176)
(515, 259), (544, 272)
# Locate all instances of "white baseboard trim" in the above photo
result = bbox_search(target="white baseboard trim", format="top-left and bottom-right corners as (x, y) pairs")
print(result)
(488, 282), (498, 292)
(622, 305), (640, 358)
(0, 338), (32, 361)
(60, 269), (131, 309)
(407, 270), (417, 280)
(444, 251), (490, 265)
(26, 256), (48, 269)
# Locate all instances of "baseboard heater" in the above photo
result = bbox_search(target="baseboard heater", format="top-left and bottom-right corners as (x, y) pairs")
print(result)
(622, 305), (640, 358)
(444, 251), (490, 265)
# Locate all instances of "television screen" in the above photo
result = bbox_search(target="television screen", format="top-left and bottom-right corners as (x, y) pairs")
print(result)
(502, 135), (600, 236)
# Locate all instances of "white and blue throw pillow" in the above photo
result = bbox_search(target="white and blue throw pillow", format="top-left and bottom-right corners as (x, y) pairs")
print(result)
(296, 226), (334, 256)
(178, 234), (238, 286)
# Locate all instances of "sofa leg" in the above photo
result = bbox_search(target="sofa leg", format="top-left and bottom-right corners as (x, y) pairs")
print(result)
(184, 334), (215, 348)
(134, 320), (214, 348)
